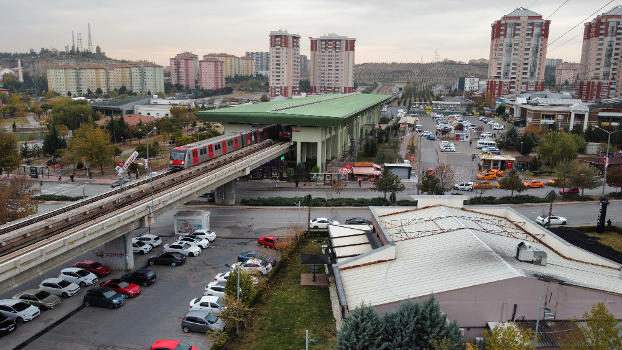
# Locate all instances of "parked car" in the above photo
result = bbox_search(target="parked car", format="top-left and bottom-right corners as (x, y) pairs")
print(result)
(199, 190), (215, 199)
(110, 178), (130, 188)
(535, 215), (567, 225)
(188, 295), (224, 313)
(476, 172), (497, 180)
(454, 182), (474, 191)
(132, 234), (162, 247)
(12, 289), (61, 310)
(163, 242), (201, 257)
(182, 310), (225, 333)
(203, 281), (226, 297)
(176, 236), (210, 249)
(147, 252), (186, 267)
(415, 125), (423, 132)
(0, 299), (40, 322)
(231, 258), (272, 276)
(524, 180), (546, 188)
(492, 123), (505, 130)
(83, 287), (126, 309)
(39, 278), (80, 298)
(132, 241), (153, 255)
(59, 268), (99, 287)
(257, 235), (279, 248)
(151, 340), (198, 350)
(189, 229), (217, 242)
(480, 132), (493, 139)
(0, 314), (16, 336)
(100, 279), (141, 298)
(427, 134), (436, 140)
(121, 269), (157, 287)
(559, 188), (580, 195)
(236, 251), (277, 266)
(422, 131), (431, 137)
(72, 260), (110, 277)
(309, 218), (339, 229)
(474, 181), (494, 189)
(345, 217), (372, 225)
(214, 270), (259, 286)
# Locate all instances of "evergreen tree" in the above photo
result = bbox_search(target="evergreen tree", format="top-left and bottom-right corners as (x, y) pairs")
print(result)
(416, 297), (463, 349)
(337, 304), (381, 350)
(43, 126), (67, 156)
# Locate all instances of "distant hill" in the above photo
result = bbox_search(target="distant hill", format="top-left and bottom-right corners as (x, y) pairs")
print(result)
(354, 61), (488, 87)
(0, 50), (129, 77)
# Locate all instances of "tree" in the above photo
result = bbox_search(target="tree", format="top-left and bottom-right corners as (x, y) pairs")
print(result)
(498, 127), (519, 150)
(337, 304), (382, 350)
(260, 94), (269, 102)
(495, 105), (506, 116)
(484, 322), (534, 350)
(545, 190), (558, 228)
(0, 131), (20, 174)
(20, 143), (31, 162)
(419, 174), (442, 195)
(552, 161), (573, 191)
(569, 160), (599, 196)
(213, 295), (251, 336)
(606, 166), (622, 193)
(224, 269), (256, 304)
(95, 45), (102, 55)
(174, 135), (195, 147)
(66, 124), (114, 175)
(48, 97), (95, 130)
(497, 169), (525, 197)
(170, 106), (196, 131)
(435, 163), (455, 194)
(332, 179), (346, 197)
(557, 302), (622, 350)
(538, 132), (581, 166)
(135, 141), (159, 159)
(375, 149), (397, 164)
(0, 175), (37, 225)
(43, 126), (67, 156)
(372, 168), (405, 198)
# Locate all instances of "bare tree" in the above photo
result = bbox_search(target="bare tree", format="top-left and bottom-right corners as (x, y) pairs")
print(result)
(0, 175), (37, 225)
(435, 163), (456, 194)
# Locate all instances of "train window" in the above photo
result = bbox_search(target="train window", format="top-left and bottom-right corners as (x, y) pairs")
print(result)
(202, 147), (207, 154)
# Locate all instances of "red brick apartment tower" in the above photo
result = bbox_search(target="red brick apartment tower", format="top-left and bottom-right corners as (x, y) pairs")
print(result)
(309, 34), (356, 94)
(269, 30), (300, 98)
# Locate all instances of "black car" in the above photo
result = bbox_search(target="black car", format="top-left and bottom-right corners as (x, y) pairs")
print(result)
(83, 288), (126, 309)
(147, 252), (186, 267)
(0, 314), (16, 336)
(345, 217), (372, 225)
(110, 178), (130, 188)
(121, 269), (157, 287)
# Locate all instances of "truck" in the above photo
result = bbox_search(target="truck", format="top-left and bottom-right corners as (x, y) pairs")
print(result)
(174, 210), (210, 235)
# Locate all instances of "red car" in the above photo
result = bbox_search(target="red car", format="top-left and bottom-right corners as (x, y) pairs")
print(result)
(73, 260), (110, 277)
(559, 188), (580, 195)
(151, 340), (198, 350)
(257, 235), (279, 248)
(100, 279), (141, 298)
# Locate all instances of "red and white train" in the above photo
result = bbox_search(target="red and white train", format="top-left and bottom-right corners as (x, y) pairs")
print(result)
(169, 124), (288, 170)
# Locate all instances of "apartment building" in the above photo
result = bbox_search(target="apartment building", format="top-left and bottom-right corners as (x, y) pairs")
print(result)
(246, 51), (270, 75)
(555, 62), (580, 86)
(198, 57), (225, 90)
(205, 53), (254, 78)
(170, 52), (198, 88)
(130, 62), (164, 95)
(300, 54), (309, 74)
(309, 34), (355, 94)
(107, 64), (132, 91)
(47, 65), (80, 96)
(269, 29), (300, 98)
(487, 7), (550, 99)
(576, 6), (622, 101)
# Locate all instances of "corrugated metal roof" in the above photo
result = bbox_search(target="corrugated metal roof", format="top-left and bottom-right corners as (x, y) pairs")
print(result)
(338, 206), (622, 308)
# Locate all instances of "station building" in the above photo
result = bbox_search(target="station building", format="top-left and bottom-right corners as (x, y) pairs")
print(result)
(195, 94), (391, 171)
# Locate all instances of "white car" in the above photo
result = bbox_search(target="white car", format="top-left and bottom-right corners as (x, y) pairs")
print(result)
(176, 236), (210, 249)
(492, 123), (505, 130)
(310, 218), (339, 229)
(0, 299), (40, 322)
(132, 241), (153, 255)
(189, 229), (217, 242)
(214, 271), (259, 285)
(480, 132), (493, 139)
(39, 278), (80, 297)
(536, 216), (567, 226)
(163, 242), (201, 257)
(58, 268), (98, 287)
(231, 258), (272, 276)
(132, 234), (162, 247)
(189, 295), (224, 313)
(454, 182), (474, 191)
(203, 281), (226, 297)
(422, 131), (431, 137)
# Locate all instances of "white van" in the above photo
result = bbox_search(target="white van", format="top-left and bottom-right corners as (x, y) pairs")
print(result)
(477, 139), (497, 149)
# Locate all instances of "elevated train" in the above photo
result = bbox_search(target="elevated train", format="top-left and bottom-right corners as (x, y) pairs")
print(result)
(169, 124), (290, 170)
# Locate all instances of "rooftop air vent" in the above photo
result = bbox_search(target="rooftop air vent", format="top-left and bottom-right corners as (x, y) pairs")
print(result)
(516, 242), (547, 265)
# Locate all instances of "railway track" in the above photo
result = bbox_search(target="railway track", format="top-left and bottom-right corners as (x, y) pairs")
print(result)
(0, 140), (283, 259)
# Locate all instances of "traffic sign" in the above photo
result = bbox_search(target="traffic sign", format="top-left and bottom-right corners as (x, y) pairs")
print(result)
(122, 151), (139, 172)
(117, 161), (124, 167)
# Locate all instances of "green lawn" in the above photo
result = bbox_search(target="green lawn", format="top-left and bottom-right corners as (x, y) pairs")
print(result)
(229, 238), (337, 350)
(585, 231), (622, 254)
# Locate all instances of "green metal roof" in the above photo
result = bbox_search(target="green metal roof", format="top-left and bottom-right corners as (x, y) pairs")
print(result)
(195, 94), (391, 127)
(90, 96), (148, 108)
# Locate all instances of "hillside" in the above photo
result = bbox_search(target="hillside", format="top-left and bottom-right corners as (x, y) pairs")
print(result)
(354, 62), (488, 87)
(0, 51), (128, 77)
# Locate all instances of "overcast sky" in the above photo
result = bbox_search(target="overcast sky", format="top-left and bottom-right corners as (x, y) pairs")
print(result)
(1, 0), (615, 66)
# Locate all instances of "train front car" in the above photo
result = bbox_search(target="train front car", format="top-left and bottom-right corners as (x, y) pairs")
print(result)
(169, 147), (189, 169)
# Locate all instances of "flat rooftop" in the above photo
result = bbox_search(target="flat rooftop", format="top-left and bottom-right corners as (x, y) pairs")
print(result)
(195, 93), (391, 127)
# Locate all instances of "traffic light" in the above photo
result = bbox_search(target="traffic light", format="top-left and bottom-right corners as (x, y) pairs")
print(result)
(280, 156), (285, 161)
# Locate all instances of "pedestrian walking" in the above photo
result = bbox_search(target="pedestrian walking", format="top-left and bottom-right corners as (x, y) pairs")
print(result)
(358, 179), (362, 187)
(469, 139), (472, 147)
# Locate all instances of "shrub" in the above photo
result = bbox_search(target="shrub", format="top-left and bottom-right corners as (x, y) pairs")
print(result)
(33, 194), (85, 201)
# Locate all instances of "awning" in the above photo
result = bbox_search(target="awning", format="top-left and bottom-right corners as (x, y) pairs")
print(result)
(339, 168), (352, 174)
(353, 167), (375, 175)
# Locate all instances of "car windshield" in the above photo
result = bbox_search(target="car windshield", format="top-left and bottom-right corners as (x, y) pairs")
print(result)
(58, 280), (71, 288)
(103, 290), (117, 299)
(13, 302), (31, 311)
(174, 343), (192, 350)
(145, 271), (155, 278)
(35, 290), (50, 299)
(170, 150), (186, 161)
(216, 296), (224, 306)
(119, 282), (130, 288)
(90, 262), (101, 268)
(206, 313), (219, 323)
(76, 270), (90, 277)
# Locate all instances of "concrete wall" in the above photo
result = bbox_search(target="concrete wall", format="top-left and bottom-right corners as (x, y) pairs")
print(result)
(373, 276), (622, 342)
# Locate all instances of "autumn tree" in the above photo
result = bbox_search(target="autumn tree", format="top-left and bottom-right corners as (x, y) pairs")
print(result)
(0, 175), (38, 225)
(557, 302), (622, 350)
(0, 131), (20, 174)
(224, 268), (257, 305)
(569, 160), (599, 196)
(419, 174), (442, 195)
(435, 163), (456, 194)
(497, 169), (525, 197)
(606, 166), (622, 193)
(332, 179), (346, 197)
(538, 132), (584, 166)
(170, 106), (197, 131)
(372, 168), (405, 198)
(65, 124), (114, 175)
(552, 161), (573, 190)
(48, 98), (96, 130)
(484, 323), (534, 350)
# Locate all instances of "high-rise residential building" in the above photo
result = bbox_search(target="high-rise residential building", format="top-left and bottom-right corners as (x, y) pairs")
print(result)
(546, 58), (563, 67)
(269, 29), (300, 98)
(130, 62), (165, 95)
(204, 53), (254, 78)
(198, 57), (225, 90)
(170, 52), (198, 88)
(246, 51), (270, 75)
(300, 54), (309, 74)
(309, 34), (355, 94)
(576, 6), (622, 101)
(555, 62), (580, 86)
(487, 7), (550, 99)
(107, 64), (132, 91)
(47, 65), (80, 96)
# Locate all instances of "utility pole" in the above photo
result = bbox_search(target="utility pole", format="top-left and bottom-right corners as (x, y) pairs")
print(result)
(533, 297), (542, 350)
(306, 194), (312, 235)
(593, 126), (621, 198)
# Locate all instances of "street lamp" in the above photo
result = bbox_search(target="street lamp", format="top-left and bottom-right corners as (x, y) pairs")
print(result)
(147, 126), (157, 234)
(593, 126), (622, 198)
(520, 141), (524, 155)
(416, 133), (425, 194)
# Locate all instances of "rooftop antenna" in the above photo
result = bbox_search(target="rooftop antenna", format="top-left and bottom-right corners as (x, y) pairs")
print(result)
(77, 33), (83, 52)
(88, 23), (93, 53)
(72, 31), (75, 49)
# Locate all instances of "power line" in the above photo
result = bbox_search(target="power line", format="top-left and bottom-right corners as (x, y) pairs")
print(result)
(546, 0), (617, 48)
(546, 0), (570, 20)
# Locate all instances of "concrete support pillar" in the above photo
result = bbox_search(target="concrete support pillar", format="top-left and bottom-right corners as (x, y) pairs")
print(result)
(582, 114), (589, 131)
(569, 112), (575, 130)
(215, 181), (236, 206)
(100, 233), (134, 271)
(316, 140), (323, 171)
(296, 141), (301, 166)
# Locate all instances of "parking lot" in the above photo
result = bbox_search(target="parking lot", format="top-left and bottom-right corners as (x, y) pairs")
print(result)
(1, 207), (369, 350)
